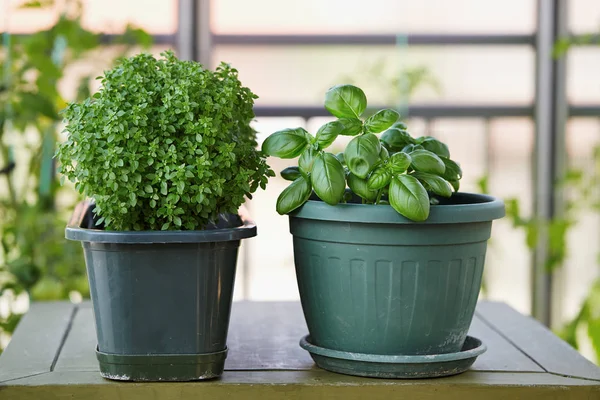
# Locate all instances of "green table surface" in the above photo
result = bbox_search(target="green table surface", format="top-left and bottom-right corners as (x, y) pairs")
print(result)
(0, 301), (599, 399)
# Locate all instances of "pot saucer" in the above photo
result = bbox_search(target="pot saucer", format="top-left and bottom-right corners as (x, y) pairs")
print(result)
(300, 335), (486, 379)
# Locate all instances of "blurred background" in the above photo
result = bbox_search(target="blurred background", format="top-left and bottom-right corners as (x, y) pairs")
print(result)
(1, 0), (600, 363)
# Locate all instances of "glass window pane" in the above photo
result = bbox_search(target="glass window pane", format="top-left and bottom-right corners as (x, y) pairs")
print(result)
(82, 0), (177, 34)
(214, 45), (534, 106)
(3, 0), (177, 34)
(212, 0), (535, 34)
(244, 117), (308, 300)
(569, 0), (600, 34)
(244, 163), (299, 300)
(3, 0), (56, 33)
(567, 47), (600, 104)
(486, 117), (534, 315)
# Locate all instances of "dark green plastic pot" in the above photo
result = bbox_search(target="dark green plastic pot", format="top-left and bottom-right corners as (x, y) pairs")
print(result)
(65, 201), (256, 381)
(290, 193), (504, 357)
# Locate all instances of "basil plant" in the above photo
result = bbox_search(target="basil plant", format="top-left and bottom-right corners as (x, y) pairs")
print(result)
(262, 85), (462, 222)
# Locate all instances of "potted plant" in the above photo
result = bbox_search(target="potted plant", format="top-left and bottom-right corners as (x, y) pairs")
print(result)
(262, 84), (504, 378)
(56, 51), (273, 381)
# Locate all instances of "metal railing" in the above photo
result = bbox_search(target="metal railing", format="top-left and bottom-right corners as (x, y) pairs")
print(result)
(212, 33), (535, 46)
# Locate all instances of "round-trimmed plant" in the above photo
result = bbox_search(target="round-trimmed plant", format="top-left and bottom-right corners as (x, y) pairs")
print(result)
(262, 84), (462, 222)
(57, 51), (273, 231)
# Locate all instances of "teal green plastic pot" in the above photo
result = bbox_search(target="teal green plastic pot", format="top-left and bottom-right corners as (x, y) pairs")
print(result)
(65, 201), (255, 381)
(289, 193), (504, 356)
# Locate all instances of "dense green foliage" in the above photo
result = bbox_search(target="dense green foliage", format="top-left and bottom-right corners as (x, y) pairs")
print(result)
(262, 84), (462, 221)
(57, 51), (273, 231)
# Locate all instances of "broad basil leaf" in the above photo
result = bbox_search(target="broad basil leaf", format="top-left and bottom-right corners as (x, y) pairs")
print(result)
(262, 128), (311, 158)
(316, 121), (345, 149)
(449, 179), (460, 192)
(280, 166), (301, 181)
(440, 156), (463, 181)
(344, 133), (381, 179)
(324, 84), (367, 119)
(380, 128), (415, 151)
(379, 145), (389, 160)
(391, 121), (408, 130)
(364, 109), (399, 133)
(420, 137), (450, 158)
(402, 144), (415, 153)
(389, 152), (411, 173)
(410, 149), (445, 175)
(276, 175), (312, 215)
(389, 175), (430, 222)
(338, 117), (363, 136)
(367, 167), (391, 190)
(299, 147), (319, 174)
(347, 173), (378, 202)
(412, 171), (453, 198)
(335, 152), (346, 165)
(312, 153), (346, 205)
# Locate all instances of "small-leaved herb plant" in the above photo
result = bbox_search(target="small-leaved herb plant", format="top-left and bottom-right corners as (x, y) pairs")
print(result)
(262, 84), (462, 222)
(57, 51), (273, 231)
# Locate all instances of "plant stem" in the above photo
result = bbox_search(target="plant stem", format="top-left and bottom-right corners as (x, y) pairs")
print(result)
(375, 189), (383, 205)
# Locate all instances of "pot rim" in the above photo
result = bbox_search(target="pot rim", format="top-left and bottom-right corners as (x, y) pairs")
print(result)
(65, 201), (256, 244)
(290, 192), (505, 225)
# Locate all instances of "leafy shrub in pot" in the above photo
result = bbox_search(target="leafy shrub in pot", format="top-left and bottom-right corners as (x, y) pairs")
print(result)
(57, 50), (272, 231)
(56, 51), (273, 381)
(263, 84), (463, 220)
(262, 85), (504, 379)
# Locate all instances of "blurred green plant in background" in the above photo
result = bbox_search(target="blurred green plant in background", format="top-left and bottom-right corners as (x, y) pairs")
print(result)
(475, 33), (600, 363)
(493, 149), (600, 362)
(0, 0), (153, 351)
(339, 58), (441, 107)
